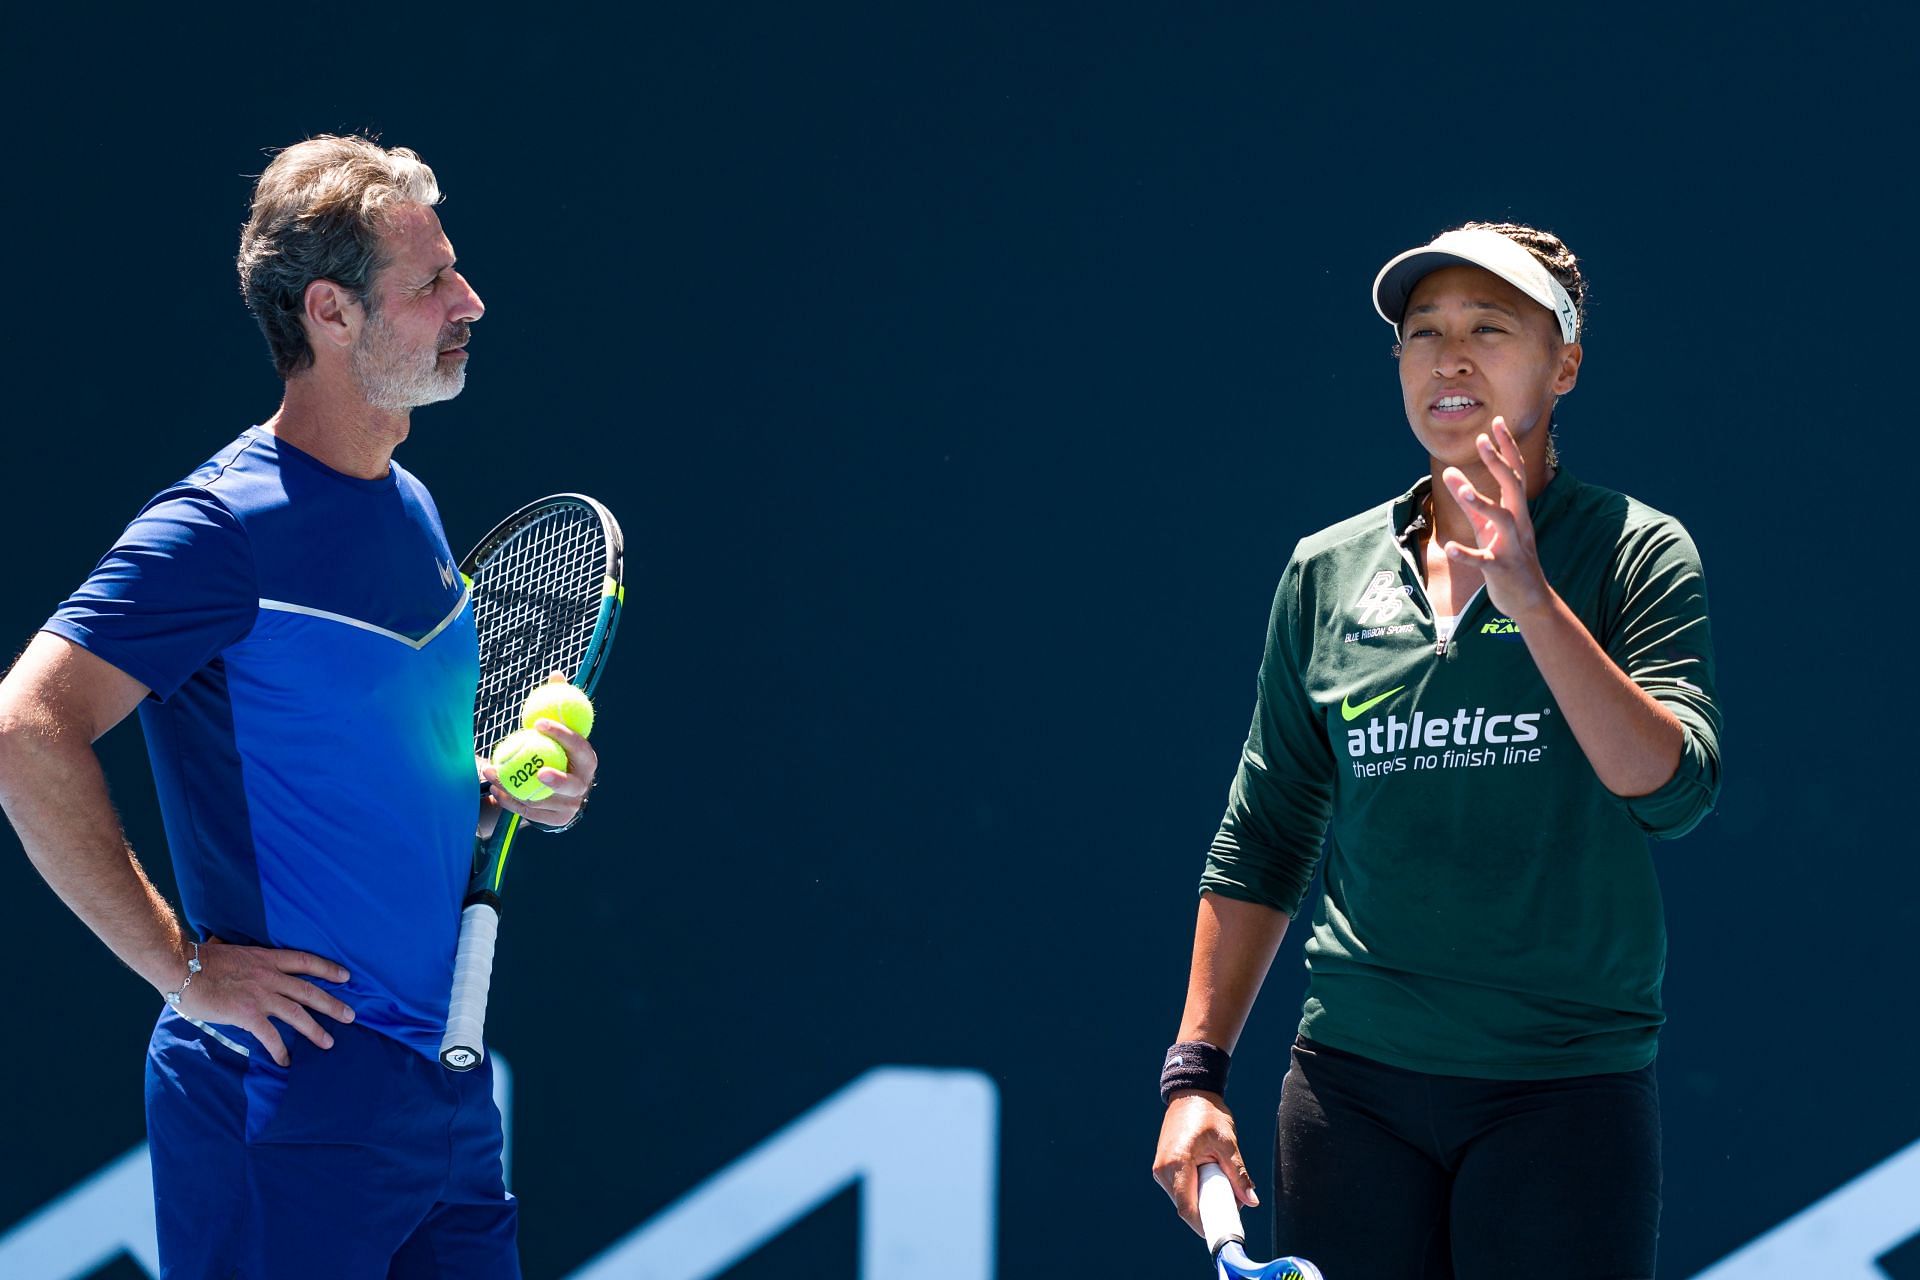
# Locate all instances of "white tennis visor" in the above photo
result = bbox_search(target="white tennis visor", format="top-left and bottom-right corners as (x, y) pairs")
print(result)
(1373, 228), (1580, 345)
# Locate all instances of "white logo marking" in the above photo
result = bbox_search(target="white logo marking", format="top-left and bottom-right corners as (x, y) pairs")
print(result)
(1352, 570), (1408, 627)
(0, 1058), (513, 1276)
(438, 558), (456, 590)
(0, 1065), (994, 1280)
(1687, 1133), (1920, 1278)
(568, 1067), (996, 1278)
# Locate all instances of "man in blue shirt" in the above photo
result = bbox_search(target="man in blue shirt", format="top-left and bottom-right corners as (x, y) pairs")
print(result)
(0, 135), (593, 1277)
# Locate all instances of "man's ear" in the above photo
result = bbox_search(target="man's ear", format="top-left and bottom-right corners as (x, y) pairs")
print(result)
(302, 278), (364, 354)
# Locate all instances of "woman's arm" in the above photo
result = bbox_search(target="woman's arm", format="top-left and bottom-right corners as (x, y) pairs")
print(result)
(1443, 418), (1685, 797)
(1500, 589), (1683, 796)
(1173, 891), (1291, 1051)
(1152, 892), (1291, 1234)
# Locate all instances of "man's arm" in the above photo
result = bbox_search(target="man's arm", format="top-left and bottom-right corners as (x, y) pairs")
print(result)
(0, 632), (355, 1065)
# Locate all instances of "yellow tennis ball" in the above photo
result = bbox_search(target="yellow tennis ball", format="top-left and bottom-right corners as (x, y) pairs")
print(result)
(492, 729), (568, 803)
(521, 683), (595, 738)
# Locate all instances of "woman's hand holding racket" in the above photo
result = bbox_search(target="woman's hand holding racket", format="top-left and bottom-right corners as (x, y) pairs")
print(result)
(1153, 1091), (1259, 1235)
(1196, 1162), (1324, 1279)
(1158, 1097), (1324, 1277)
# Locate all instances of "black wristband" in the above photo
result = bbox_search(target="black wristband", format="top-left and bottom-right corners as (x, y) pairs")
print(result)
(1160, 1040), (1231, 1104)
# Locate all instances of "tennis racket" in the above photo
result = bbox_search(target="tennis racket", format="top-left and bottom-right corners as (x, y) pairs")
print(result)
(1197, 1163), (1324, 1280)
(438, 493), (625, 1071)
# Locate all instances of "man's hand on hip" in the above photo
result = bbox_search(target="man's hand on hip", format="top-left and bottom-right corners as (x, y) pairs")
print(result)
(174, 936), (356, 1067)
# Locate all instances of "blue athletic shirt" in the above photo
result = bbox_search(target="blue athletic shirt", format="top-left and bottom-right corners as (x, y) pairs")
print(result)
(45, 427), (480, 1060)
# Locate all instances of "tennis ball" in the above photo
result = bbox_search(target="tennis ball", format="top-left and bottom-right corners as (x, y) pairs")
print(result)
(492, 729), (568, 803)
(521, 683), (594, 738)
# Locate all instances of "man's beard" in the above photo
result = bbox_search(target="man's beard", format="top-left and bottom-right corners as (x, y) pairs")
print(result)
(350, 310), (469, 412)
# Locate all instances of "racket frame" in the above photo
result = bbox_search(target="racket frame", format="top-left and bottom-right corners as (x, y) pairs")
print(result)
(438, 493), (624, 1071)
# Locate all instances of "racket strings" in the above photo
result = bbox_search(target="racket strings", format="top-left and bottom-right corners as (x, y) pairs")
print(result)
(471, 505), (608, 752)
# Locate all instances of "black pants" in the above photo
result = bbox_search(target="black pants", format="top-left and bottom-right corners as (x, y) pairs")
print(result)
(1272, 1036), (1661, 1279)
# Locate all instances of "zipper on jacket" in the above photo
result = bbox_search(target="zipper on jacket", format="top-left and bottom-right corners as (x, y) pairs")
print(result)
(1394, 538), (1485, 658)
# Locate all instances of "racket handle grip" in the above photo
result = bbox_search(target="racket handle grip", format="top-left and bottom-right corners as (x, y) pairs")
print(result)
(439, 901), (500, 1070)
(1197, 1162), (1246, 1257)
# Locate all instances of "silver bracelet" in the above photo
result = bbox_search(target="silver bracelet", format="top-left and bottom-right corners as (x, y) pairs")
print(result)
(483, 780), (589, 834)
(536, 795), (588, 834)
(163, 940), (202, 1009)
(536, 779), (595, 835)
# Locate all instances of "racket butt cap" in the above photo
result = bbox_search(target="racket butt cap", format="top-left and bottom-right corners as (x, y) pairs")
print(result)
(441, 1045), (483, 1071)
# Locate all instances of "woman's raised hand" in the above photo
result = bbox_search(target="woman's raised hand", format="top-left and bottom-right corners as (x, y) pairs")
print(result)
(1440, 416), (1553, 621)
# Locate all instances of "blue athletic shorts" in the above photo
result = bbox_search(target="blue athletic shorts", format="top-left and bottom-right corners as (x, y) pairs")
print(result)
(145, 1008), (520, 1278)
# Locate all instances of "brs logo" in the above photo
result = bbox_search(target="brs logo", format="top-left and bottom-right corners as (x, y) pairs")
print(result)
(1352, 570), (1408, 626)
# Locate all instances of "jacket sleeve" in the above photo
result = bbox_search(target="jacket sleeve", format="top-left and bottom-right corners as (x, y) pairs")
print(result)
(1198, 553), (1336, 915)
(1601, 516), (1722, 838)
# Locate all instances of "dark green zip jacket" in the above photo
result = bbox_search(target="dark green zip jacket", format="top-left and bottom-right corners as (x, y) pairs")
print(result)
(1202, 470), (1721, 1079)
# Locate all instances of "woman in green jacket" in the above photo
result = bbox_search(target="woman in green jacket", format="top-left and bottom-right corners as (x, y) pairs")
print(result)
(1151, 223), (1722, 1277)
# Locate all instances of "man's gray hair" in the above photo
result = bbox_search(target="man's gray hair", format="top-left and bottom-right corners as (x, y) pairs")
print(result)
(237, 135), (443, 377)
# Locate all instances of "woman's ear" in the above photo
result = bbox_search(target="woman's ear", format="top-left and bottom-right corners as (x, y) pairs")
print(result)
(1551, 341), (1583, 397)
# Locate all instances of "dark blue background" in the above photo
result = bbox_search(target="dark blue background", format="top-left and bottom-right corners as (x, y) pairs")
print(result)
(4, 6), (1916, 1275)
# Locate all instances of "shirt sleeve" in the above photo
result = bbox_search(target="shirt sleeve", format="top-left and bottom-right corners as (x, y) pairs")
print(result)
(1199, 553), (1336, 916)
(1600, 516), (1722, 838)
(42, 487), (258, 701)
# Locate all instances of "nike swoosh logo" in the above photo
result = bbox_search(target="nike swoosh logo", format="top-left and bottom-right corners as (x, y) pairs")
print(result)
(1340, 686), (1405, 721)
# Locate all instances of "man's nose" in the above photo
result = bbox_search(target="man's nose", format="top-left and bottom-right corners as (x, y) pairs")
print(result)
(450, 271), (484, 323)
